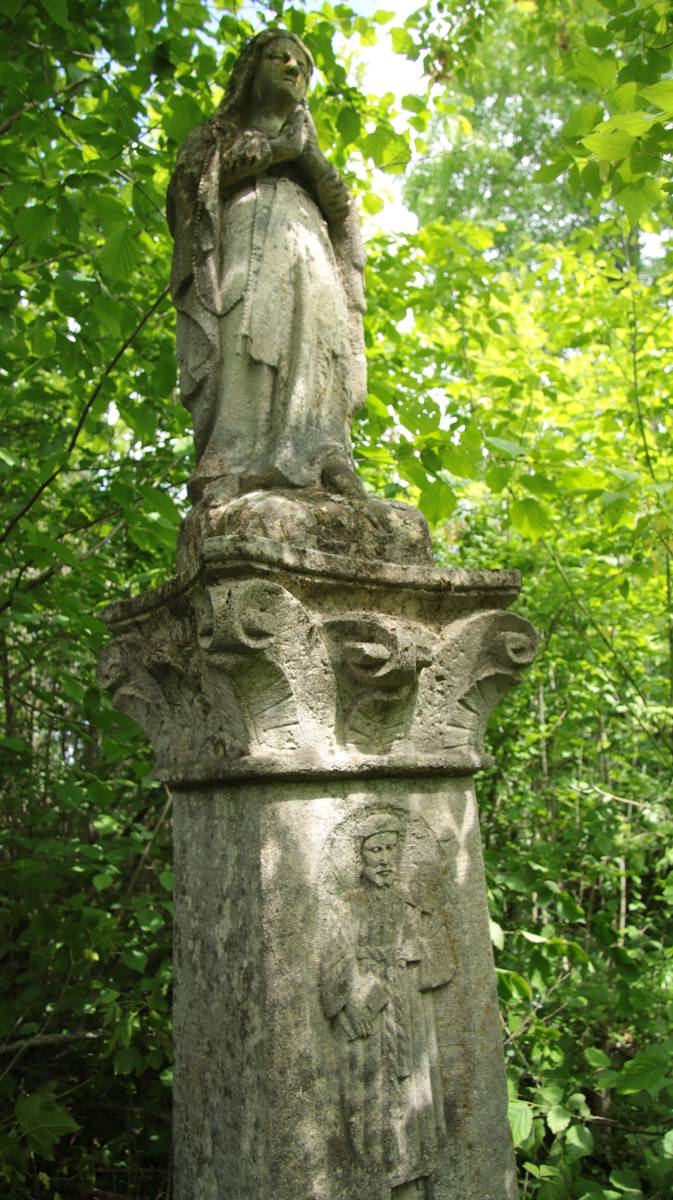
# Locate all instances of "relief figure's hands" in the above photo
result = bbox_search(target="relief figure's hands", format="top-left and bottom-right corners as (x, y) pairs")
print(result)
(344, 1001), (373, 1039)
(268, 104), (307, 164)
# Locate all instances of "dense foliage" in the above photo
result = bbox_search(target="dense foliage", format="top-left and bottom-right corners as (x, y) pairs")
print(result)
(1, 1), (672, 1197)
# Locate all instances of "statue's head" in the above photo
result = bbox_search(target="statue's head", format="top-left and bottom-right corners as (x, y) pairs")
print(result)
(358, 812), (401, 889)
(216, 29), (313, 123)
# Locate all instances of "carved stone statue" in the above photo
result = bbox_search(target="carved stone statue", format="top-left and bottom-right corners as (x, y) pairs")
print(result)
(167, 29), (367, 505)
(319, 809), (455, 1197)
(99, 27), (537, 1198)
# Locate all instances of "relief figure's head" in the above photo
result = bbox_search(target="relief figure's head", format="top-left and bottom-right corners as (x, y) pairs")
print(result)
(358, 812), (402, 889)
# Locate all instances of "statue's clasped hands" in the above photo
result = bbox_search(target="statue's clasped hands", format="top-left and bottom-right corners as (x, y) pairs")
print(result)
(269, 104), (314, 165)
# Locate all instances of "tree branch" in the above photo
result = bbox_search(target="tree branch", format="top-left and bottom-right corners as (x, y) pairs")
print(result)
(0, 285), (170, 546)
(0, 65), (110, 138)
(0, 1030), (105, 1057)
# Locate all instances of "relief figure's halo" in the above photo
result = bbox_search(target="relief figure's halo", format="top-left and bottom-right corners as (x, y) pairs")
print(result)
(316, 804), (447, 900)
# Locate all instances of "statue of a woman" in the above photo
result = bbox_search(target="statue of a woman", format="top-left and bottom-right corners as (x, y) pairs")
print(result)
(166, 30), (367, 506)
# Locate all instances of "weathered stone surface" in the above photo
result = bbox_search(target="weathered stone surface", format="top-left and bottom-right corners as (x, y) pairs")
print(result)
(99, 527), (537, 1199)
(99, 534), (537, 786)
(176, 487), (434, 575)
(98, 27), (539, 1200)
(167, 31), (367, 506)
(172, 777), (518, 1200)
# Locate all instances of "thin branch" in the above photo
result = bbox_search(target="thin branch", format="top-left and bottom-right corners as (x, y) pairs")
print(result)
(0, 235), (17, 260)
(0, 1030), (105, 1057)
(543, 541), (673, 758)
(586, 783), (666, 811)
(0, 65), (109, 138)
(0, 286), (170, 546)
(627, 289), (656, 480)
(119, 792), (173, 920)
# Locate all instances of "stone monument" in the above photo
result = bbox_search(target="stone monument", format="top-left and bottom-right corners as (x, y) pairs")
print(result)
(99, 29), (538, 1200)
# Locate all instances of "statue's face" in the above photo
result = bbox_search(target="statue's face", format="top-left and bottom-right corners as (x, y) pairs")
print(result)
(253, 37), (310, 107)
(361, 831), (399, 888)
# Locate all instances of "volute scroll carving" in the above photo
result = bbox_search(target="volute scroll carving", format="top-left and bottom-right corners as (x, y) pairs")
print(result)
(414, 609), (539, 758)
(197, 579), (287, 654)
(100, 569), (538, 780)
(322, 615), (436, 755)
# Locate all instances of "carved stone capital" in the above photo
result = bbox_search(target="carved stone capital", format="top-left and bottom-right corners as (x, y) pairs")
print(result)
(99, 534), (538, 783)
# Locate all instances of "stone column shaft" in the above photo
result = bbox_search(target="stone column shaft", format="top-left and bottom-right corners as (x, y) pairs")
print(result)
(100, 532), (538, 1200)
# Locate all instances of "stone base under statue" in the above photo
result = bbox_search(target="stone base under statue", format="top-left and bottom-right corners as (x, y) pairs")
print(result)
(176, 487), (434, 576)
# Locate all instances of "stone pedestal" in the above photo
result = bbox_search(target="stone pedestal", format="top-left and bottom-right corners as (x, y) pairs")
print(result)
(100, 511), (538, 1200)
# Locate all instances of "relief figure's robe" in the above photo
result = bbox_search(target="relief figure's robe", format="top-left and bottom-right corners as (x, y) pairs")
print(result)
(320, 885), (454, 1188)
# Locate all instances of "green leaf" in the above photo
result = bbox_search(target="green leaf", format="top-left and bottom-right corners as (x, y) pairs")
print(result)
(113, 1046), (138, 1075)
(547, 1104), (572, 1134)
(121, 947), (149, 973)
(92, 872), (114, 891)
(640, 82), (673, 114)
(486, 465), (512, 493)
(15, 205), (53, 247)
(391, 27), (416, 57)
(562, 103), (604, 138)
(611, 82), (638, 113)
(362, 192), (384, 215)
(616, 178), (661, 228)
(521, 474), (558, 498)
(584, 24), (611, 49)
(418, 480), (457, 525)
(485, 436), (526, 458)
(534, 158), (570, 183)
(163, 93), (205, 143)
(510, 498), (552, 541)
(565, 1123), (595, 1160)
(88, 192), (129, 236)
(574, 47), (618, 91)
(617, 1046), (668, 1094)
(585, 1046), (612, 1069)
(40, 0), (70, 27)
(508, 1099), (534, 1147)
(337, 106), (361, 145)
(98, 227), (140, 281)
(402, 94), (426, 114)
(559, 891), (584, 921)
(609, 1168), (642, 1196)
(489, 919), (504, 949)
(582, 128), (634, 161)
(15, 1091), (79, 1159)
(136, 908), (164, 933)
(602, 111), (654, 136)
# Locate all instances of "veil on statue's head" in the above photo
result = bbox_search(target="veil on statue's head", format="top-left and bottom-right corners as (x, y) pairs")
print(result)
(213, 28), (314, 134)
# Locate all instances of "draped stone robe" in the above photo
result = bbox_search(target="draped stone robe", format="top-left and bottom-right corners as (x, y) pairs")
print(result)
(320, 883), (454, 1188)
(167, 119), (366, 498)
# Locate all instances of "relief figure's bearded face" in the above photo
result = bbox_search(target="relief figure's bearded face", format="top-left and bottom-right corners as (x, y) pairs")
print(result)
(252, 37), (310, 108)
(360, 830), (399, 889)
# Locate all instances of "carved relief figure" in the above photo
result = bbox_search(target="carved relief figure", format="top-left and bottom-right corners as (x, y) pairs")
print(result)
(166, 30), (366, 505)
(319, 809), (454, 1196)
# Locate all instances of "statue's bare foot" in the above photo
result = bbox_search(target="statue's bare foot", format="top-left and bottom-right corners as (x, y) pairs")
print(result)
(320, 453), (367, 499)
